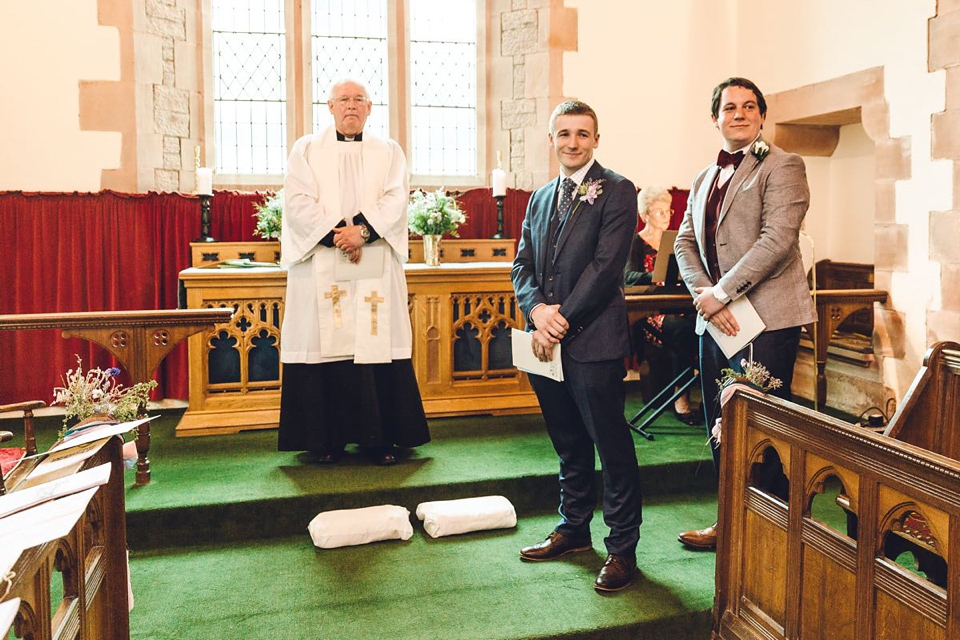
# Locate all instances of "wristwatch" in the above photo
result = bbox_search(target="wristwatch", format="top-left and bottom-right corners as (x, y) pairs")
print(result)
(358, 224), (370, 242)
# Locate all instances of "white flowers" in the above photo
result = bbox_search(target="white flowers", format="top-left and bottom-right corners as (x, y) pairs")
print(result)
(407, 189), (467, 237)
(752, 140), (770, 160)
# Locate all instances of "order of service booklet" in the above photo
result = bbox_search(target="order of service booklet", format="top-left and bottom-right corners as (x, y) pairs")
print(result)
(705, 295), (767, 359)
(511, 328), (563, 382)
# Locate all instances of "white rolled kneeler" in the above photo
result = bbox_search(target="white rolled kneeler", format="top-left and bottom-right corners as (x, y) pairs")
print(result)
(308, 505), (413, 549)
(415, 495), (517, 538)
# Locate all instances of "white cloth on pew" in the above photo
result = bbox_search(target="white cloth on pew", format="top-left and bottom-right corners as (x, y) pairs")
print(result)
(415, 496), (517, 538)
(308, 505), (413, 548)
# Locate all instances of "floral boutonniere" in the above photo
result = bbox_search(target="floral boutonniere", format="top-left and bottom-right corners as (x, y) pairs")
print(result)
(752, 140), (770, 161)
(578, 177), (604, 204)
(566, 177), (604, 222)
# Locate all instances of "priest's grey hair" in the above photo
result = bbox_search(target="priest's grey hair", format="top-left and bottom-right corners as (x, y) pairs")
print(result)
(327, 79), (370, 102)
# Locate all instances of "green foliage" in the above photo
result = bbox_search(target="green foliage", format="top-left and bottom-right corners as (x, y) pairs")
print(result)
(52, 356), (158, 430)
(253, 190), (283, 240)
(407, 189), (466, 237)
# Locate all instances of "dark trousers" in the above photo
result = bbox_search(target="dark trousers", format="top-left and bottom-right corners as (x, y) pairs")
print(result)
(528, 352), (643, 559)
(699, 326), (801, 469)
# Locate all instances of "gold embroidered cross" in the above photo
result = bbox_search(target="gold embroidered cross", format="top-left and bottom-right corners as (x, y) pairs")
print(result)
(365, 290), (384, 335)
(324, 285), (346, 328)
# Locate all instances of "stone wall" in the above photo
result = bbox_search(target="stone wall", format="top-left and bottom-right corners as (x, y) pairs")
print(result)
(929, 4), (960, 343)
(493, 0), (577, 190)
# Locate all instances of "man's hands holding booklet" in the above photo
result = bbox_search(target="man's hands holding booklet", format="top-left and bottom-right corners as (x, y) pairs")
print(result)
(529, 303), (569, 362)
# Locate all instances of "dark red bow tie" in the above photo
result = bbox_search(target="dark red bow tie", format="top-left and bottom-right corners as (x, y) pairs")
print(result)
(717, 149), (744, 168)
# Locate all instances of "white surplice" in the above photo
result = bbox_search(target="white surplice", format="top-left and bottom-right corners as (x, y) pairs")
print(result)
(280, 126), (411, 364)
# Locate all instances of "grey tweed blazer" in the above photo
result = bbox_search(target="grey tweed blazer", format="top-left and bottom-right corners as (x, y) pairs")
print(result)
(674, 138), (817, 335)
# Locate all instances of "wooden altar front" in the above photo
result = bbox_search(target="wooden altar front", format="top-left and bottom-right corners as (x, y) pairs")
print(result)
(176, 241), (536, 436)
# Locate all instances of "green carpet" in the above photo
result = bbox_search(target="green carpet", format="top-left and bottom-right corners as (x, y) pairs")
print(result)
(5, 384), (724, 638)
(129, 494), (718, 640)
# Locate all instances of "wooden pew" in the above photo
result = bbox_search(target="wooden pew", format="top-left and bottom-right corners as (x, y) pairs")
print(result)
(714, 374), (960, 639)
(884, 341), (960, 459)
(3, 437), (130, 640)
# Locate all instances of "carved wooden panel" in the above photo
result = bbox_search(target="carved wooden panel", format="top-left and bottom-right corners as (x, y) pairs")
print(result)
(714, 361), (960, 640)
(450, 292), (518, 381)
(201, 298), (284, 393)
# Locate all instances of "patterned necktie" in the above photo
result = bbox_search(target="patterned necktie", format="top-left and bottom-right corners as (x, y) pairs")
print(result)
(557, 177), (577, 222)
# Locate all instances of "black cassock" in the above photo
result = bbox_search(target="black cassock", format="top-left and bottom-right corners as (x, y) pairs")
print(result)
(278, 359), (430, 454)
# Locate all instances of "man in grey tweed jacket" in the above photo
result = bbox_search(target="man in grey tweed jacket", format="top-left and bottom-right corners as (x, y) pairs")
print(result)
(674, 77), (817, 549)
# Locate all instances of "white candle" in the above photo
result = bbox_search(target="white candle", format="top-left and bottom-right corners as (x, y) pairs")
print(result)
(196, 167), (214, 196)
(491, 168), (506, 197)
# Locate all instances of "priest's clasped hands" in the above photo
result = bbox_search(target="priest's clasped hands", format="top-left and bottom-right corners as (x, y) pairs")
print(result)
(530, 303), (568, 362)
(333, 225), (366, 264)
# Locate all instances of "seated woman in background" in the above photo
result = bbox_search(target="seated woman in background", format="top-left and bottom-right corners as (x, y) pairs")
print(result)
(624, 186), (702, 426)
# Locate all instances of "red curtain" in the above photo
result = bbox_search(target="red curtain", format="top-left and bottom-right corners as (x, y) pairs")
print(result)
(450, 187), (531, 247)
(1, 184), (683, 405)
(1, 191), (199, 404)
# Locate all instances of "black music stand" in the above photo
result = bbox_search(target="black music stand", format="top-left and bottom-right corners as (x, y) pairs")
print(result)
(627, 234), (699, 440)
(628, 366), (700, 441)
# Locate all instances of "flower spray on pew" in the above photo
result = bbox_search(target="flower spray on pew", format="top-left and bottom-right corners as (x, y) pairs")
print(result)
(52, 356), (157, 469)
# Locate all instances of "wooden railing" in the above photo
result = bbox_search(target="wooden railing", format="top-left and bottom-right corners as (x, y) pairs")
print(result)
(0, 309), (233, 485)
(714, 362), (960, 639)
(4, 437), (130, 639)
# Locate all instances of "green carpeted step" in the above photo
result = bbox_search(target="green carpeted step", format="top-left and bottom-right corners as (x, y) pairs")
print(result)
(120, 408), (716, 549)
(128, 491), (718, 640)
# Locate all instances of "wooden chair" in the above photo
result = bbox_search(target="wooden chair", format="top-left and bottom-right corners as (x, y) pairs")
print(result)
(0, 399), (44, 494)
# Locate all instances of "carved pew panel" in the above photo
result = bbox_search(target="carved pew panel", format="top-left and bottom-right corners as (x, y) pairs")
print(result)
(885, 341), (960, 460)
(5, 437), (129, 640)
(714, 392), (960, 640)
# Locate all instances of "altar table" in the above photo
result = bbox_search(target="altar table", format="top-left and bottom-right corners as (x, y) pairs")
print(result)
(176, 261), (537, 436)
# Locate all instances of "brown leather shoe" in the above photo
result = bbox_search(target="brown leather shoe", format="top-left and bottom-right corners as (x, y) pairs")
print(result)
(519, 532), (591, 561)
(594, 554), (636, 592)
(678, 522), (717, 549)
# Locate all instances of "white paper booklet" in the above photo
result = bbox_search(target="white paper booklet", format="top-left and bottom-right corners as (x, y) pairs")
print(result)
(0, 487), (99, 550)
(18, 440), (103, 489)
(0, 463), (111, 520)
(46, 417), (152, 455)
(1, 599), (21, 637)
(334, 244), (385, 281)
(706, 295), (767, 359)
(511, 328), (563, 382)
(0, 544), (24, 577)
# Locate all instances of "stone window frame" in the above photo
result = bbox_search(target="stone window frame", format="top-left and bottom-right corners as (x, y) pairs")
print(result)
(200, 0), (487, 190)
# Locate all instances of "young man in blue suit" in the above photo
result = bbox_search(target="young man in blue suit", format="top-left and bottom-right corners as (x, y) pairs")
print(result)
(511, 100), (642, 592)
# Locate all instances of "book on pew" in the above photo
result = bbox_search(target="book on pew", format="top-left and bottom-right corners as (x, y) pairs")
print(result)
(0, 599), (21, 637)
(17, 440), (103, 489)
(46, 416), (153, 455)
(0, 486), (99, 550)
(0, 544), (24, 577)
(0, 463), (111, 520)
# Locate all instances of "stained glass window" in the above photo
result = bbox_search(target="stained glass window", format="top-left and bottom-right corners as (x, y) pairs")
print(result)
(311, 0), (389, 139)
(212, 0), (287, 175)
(409, 0), (477, 176)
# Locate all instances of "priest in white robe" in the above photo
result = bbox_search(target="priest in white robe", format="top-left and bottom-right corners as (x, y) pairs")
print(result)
(278, 79), (430, 465)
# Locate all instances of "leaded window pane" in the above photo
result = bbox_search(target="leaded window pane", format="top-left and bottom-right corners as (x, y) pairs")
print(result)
(312, 0), (389, 138)
(212, 0), (286, 174)
(409, 0), (477, 176)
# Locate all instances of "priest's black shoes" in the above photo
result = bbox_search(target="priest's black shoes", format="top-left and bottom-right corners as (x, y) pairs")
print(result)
(519, 532), (592, 561)
(594, 554), (636, 592)
(315, 450), (342, 464)
(366, 447), (398, 466)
